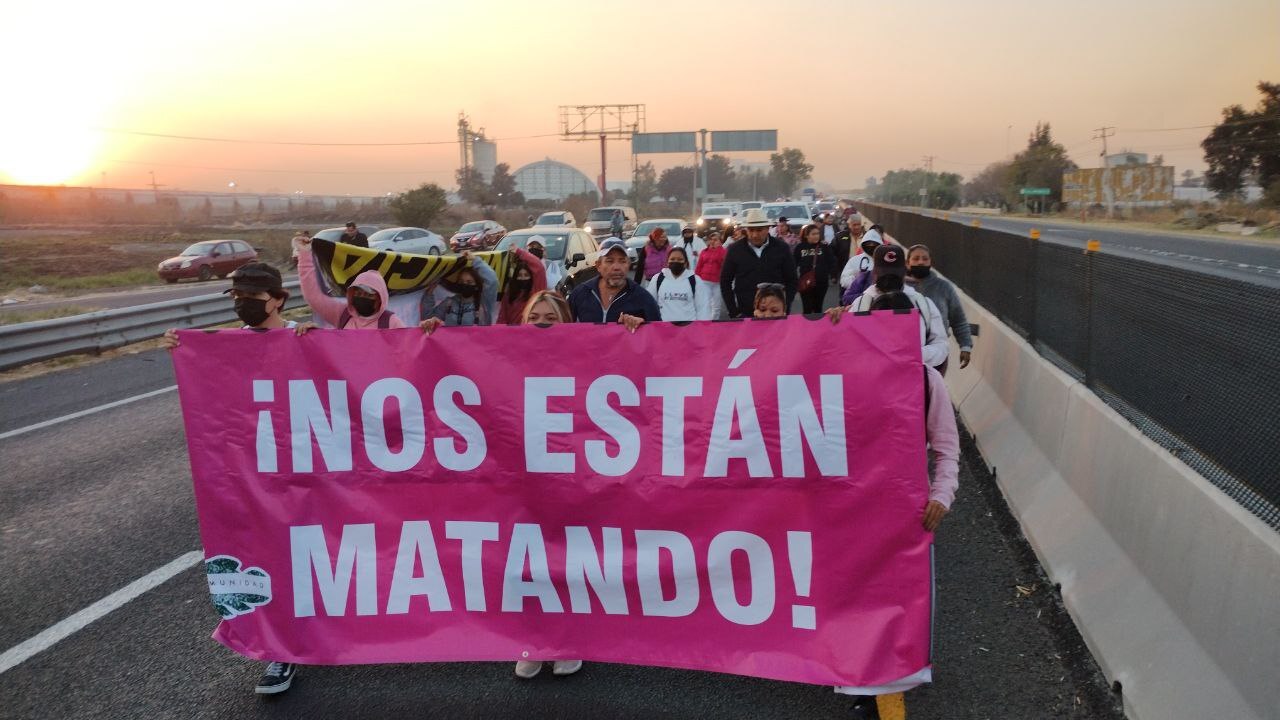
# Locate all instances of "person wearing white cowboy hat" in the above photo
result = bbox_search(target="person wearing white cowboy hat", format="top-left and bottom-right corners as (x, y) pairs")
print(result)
(719, 208), (798, 318)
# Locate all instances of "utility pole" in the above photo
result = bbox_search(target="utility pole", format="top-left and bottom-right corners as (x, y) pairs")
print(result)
(1094, 126), (1116, 217)
(920, 155), (935, 208)
(699, 128), (710, 204)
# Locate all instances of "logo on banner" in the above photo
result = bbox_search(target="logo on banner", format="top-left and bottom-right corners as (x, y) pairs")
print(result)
(206, 555), (273, 619)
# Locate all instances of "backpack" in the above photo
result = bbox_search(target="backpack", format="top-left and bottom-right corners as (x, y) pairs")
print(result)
(337, 308), (394, 329)
(655, 272), (696, 297)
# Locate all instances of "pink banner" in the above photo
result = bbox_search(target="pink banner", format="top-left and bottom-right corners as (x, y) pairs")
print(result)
(173, 314), (933, 689)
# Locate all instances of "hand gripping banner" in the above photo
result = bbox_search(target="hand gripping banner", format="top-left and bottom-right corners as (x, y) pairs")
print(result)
(309, 238), (512, 295)
(172, 314), (934, 689)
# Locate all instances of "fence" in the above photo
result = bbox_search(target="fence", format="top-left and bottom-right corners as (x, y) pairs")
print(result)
(857, 203), (1280, 530)
(0, 282), (305, 371)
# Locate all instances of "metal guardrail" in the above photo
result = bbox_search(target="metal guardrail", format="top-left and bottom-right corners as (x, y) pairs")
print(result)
(0, 280), (305, 371)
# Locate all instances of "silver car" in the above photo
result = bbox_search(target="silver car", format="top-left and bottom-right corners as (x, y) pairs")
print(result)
(367, 227), (448, 256)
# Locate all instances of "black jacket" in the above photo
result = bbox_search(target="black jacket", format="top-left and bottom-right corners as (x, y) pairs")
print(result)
(793, 242), (834, 282)
(719, 238), (798, 318)
(341, 232), (368, 248)
(567, 278), (662, 324)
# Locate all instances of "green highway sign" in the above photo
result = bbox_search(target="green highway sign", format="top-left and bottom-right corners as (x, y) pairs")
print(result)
(1020, 187), (1051, 196)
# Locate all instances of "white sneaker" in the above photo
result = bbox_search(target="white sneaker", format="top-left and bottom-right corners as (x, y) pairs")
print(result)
(514, 660), (543, 679)
(551, 660), (583, 676)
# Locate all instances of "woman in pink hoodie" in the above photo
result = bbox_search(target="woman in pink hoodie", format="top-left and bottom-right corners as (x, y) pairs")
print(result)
(295, 236), (405, 329)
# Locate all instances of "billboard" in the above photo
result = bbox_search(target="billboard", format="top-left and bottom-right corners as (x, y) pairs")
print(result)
(711, 130), (778, 152)
(1063, 166), (1175, 207)
(632, 132), (697, 154)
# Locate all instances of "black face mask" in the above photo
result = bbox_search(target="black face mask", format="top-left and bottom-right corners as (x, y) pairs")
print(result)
(528, 246), (545, 259)
(669, 262), (686, 275)
(875, 274), (905, 293)
(234, 297), (270, 327)
(908, 265), (932, 279)
(443, 279), (479, 298)
(350, 295), (379, 317)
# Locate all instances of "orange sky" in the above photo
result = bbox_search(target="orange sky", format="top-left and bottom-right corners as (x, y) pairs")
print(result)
(2, 0), (1277, 194)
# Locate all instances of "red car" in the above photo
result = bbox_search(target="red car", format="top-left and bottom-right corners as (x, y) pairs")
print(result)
(449, 220), (507, 253)
(157, 240), (258, 283)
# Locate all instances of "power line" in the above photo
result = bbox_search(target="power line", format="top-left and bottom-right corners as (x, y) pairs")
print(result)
(103, 158), (451, 176)
(1117, 115), (1280, 133)
(92, 127), (562, 147)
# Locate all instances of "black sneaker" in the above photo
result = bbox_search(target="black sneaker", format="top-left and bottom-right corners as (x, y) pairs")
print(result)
(255, 661), (298, 695)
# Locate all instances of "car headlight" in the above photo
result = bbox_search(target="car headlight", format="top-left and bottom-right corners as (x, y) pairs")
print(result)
(696, 218), (705, 225)
(180, 259), (194, 268)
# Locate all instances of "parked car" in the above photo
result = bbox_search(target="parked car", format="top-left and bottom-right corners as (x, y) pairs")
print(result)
(450, 220), (507, 252)
(626, 219), (686, 251)
(534, 211), (576, 228)
(494, 228), (601, 295)
(695, 203), (737, 236)
(761, 201), (814, 228)
(157, 240), (258, 283)
(583, 206), (638, 238)
(367, 227), (448, 256)
(313, 225), (381, 244)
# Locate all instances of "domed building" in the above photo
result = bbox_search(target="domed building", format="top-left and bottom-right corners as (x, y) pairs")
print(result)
(513, 159), (596, 201)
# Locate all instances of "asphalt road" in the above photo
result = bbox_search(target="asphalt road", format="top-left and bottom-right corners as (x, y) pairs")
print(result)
(897, 208), (1280, 287)
(0, 347), (1125, 719)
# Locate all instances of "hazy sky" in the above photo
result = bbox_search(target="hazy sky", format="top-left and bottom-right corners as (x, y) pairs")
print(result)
(2, 0), (1277, 195)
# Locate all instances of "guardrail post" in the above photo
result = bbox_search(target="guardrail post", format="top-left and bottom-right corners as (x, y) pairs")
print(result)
(1084, 240), (1100, 386)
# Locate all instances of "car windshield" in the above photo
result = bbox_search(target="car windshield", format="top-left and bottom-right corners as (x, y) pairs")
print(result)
(588, 209), (620, 221)
(740, 202), (762, 210)
(368, 229), (405, 244)
(634, 221), (683, 238)
(703, 207), (733, 217)
(313, 229), (345, 242)
(458, 221), (485, 233)
(536, 214), (565, 225)
(764, 205), (809, 222)
(180, 243), (216, 256)
(495, 232), (569, 260)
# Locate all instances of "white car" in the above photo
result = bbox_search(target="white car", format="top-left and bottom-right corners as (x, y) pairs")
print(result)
(627, 219), (686, 250)
(534, 211), (577, 228)
(761, 201), (814, 228)
(367, 226), (448, 256)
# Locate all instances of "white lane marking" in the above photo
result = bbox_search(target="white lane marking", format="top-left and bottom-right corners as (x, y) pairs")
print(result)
(0, 385), (177, 441)
(0, 550), (203, 674)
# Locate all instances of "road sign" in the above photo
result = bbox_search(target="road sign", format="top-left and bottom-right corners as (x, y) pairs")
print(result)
(918, 188), (928, 197)
(710, 130), (777, 152)
(1020, 187), (1051, 196)
(632, 132), (697, 154)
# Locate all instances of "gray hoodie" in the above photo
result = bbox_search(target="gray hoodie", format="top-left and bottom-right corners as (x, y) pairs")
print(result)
(909, 273), (973, 351)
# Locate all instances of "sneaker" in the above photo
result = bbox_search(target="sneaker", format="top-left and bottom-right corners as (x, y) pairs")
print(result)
(255, 661), (298, 695)
(514, 660), (543, 679)
(551, 660), (583, 676)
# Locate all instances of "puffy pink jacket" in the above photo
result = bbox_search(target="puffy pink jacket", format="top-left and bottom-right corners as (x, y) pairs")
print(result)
(298, 248), (405, 329)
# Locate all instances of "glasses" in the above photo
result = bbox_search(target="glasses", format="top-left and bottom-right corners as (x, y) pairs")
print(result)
(756, 283), (784, 290)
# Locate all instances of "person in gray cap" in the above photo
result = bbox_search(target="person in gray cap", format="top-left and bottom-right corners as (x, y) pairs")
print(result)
(566, 237), (661, 330)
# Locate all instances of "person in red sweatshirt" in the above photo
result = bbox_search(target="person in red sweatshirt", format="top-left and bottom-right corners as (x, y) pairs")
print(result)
(496, 247), (548, 325)
(695, 229), (727, 319)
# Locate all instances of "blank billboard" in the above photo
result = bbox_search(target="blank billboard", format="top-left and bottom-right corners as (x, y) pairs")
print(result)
(711, 130), (778, 152)
(632, 132), (697, 154)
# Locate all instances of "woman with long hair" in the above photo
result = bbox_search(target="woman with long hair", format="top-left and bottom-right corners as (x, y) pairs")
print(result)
(793, 223), (834, 314)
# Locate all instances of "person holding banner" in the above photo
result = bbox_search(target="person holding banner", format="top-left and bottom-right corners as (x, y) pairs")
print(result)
(161, 262), (310, 696)
(420, 252), (499, 328)
(513, 288), (585, 679)
(295, 235), (405, 329)
(567, 238), (660, 331)
(830, 244), (948, 369)
(497, 246), (548, 325)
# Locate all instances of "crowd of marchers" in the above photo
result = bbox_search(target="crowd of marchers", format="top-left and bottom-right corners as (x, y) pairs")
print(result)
(160, 205), (970, 707)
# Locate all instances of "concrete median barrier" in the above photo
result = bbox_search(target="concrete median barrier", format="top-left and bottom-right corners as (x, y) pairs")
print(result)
(947, 285), (1280, 720)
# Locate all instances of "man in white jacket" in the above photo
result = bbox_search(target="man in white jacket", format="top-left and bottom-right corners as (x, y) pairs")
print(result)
(830, 244), (949, 368)
(647, 246), (712, 321)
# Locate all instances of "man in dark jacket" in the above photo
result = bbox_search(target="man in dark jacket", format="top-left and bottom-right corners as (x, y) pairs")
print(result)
(341, 222), (368, 247)
(720, 208), (798, 318)
(568, 238), (661, 329)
